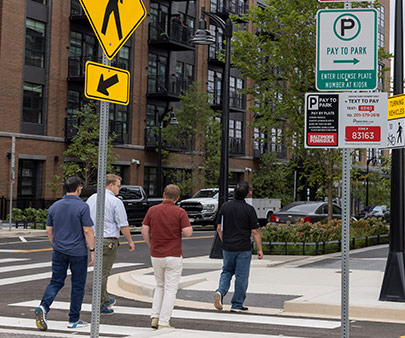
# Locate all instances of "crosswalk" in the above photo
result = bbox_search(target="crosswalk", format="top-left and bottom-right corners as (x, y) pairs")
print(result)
(0, 257), (340, 338)
(6, 300), (340, 337)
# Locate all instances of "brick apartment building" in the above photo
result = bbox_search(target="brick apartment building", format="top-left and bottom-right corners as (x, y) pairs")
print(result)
(0, 0), (391, 215)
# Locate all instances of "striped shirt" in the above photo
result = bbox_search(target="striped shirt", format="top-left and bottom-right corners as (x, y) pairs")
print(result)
(86, 189), (129, 238)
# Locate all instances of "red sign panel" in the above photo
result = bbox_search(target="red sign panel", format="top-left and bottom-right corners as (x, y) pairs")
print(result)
(307, 133), (338, 146)
(345, 126), (381, 142)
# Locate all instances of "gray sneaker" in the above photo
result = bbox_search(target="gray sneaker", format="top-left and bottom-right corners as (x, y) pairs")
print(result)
(34, 305), (47, 331)
(214, 291), (223, 311)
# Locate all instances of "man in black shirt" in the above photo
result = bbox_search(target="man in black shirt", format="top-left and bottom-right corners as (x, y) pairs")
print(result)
(213, 182), (263, 312)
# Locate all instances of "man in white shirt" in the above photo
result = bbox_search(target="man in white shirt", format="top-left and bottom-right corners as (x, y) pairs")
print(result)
(86, 174), (135, 315)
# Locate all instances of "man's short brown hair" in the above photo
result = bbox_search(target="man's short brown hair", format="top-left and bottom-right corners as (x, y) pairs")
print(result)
(164, 184), (180, 200)
(106, 174), (122, 186)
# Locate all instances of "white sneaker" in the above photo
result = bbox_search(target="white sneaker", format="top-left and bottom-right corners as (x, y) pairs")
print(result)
(67, 319), (88, 329)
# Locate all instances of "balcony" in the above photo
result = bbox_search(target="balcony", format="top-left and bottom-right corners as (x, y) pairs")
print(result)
(68, 56), (128, 81)
(147, 75), (193, 101)
(208, 92), (246, 111)
(144, 127), (193, 153)
(148, 22), (195, 51)
(65, 116), (126, 144)
(253, 144), (288, 160)
(210, 0), (249, 19)
(229, 137), (245, 156)
(70, 0), (88, 21)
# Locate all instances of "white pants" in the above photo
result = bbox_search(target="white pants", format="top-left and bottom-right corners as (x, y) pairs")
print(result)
(151, 256), (183, 326)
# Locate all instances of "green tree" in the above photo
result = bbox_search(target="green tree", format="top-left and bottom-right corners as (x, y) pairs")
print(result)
(61, 103), (118, 187)
(161, 83), (221, 195)
(251, 152), (294, 206)
(231, 0), (391, 219)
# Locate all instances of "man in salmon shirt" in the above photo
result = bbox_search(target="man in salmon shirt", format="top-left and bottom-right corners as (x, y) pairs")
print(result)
(141, 184), (192, 329)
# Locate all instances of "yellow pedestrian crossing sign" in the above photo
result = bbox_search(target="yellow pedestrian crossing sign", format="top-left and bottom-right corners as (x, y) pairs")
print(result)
(85, 61), (130, 105)
(79, 0), (147, 60)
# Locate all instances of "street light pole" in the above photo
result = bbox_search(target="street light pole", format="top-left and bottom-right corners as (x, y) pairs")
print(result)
(190, 8), (233, 259)
(156, 107), (177, 197)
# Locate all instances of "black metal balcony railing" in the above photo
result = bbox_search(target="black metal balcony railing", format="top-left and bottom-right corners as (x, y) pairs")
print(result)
(147, 75), (193, 97)
(208, 91), (246, 110)
(230, 137), (245, 155)
(253, 143), (288, 160)
(65, 116), (126, 144)
(149, 21), (193, 48)
(68, 56), (128, 79)
(210, 0), (249, 17)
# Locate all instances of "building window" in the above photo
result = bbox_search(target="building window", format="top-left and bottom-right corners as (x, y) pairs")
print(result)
(230, 76), (245, 109)
(149, 2), (169, 40)
(377, 5), (385, 48)
(253, 127), (265, 154)
(112, 46), (130, 70)
(148, 53), (168, 93)
(31, 0), (47, 4)
(70, 0), (83, 15)
(209, 24), (223, 60)
(68, 32), (97, 77)
(23, 82), (43, 124)
(208, 70), (222, 105)
(144, 167), (157, 197)
(109, 103), (129, 143)
(25, 18), (46, 68)
(229, 119), (244, 154)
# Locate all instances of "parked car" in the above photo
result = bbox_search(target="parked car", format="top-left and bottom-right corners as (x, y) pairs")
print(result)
(365, 205), (390, 221)
(118, 185), (163, 226)
(81, 185), (163, 226)
(179, 188), (281, 226)
(269, 201), (343, 225)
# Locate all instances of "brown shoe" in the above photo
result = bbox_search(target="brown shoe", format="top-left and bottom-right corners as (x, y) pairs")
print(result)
(158, 324), (174, 329)
(151, 318), (159, 329)
(214, 291), (223, 311)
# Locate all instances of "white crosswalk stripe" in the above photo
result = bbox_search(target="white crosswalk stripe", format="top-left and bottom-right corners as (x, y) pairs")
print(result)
(11, 300), (341, 330)
(0, 258), (29, 264)
(0, 262), (143, 286)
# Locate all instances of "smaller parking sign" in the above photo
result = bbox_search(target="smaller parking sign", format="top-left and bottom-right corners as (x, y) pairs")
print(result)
(305, 92), (387, 148)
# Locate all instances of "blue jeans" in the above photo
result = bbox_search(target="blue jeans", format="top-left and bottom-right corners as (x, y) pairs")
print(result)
(40, 250), (88, 323)
(216, 250), (252, 309)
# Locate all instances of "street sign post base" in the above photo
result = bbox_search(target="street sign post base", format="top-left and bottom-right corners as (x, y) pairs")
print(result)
(209, 232), (223, 259)
(379, 251), (405, 301)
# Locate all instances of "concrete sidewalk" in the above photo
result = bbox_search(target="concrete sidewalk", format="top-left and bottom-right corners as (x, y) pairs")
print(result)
(108, 245), (405, 324)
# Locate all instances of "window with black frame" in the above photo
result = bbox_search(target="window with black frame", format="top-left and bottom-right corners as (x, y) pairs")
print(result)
(25, 18), (46, 68)
(23, 82), (43, 124)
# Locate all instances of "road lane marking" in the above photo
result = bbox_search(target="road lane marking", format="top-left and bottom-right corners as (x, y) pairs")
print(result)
(18, 236), (27, 242)
(0, 262), (142, 286)
(11, 300), (341, 330)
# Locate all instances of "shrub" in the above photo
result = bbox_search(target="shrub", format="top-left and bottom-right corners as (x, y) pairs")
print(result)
(262, 217), (389, 243)
(6, 208), (48, 222)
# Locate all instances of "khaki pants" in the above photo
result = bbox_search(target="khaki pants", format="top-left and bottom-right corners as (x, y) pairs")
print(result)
(101, 238), (119, 306)
(151, 256), (183, 326)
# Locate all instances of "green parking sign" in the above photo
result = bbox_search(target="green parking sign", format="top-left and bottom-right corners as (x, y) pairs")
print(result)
(316, 9), (377, 91)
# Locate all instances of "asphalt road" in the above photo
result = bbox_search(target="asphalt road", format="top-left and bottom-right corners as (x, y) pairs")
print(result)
(0, 230), (404, 338)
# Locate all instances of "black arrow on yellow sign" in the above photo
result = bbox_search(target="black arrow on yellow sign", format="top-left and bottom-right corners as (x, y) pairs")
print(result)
(97, 74), (119, 95)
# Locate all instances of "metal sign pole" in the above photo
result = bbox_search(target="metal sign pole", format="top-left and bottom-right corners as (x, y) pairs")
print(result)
(8, 136), (15, 231)
(90, 52), (110, 338)
(341, 148), (351, 338)
(340, 6), (351, 338)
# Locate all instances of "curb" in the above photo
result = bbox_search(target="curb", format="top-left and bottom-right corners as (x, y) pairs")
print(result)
(283, 300), (405, 324)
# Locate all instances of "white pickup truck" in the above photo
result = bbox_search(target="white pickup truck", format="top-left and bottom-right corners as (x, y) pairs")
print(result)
(178, 188), (281, 226)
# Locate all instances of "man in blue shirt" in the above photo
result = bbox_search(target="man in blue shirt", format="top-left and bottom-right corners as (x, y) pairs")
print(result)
(34, 176), (95, 331)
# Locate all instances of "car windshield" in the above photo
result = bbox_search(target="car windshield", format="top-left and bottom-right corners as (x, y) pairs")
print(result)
(280, 203), (319, 213)
(193, 190), (217, 198)
(373, 206), (386, 212)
